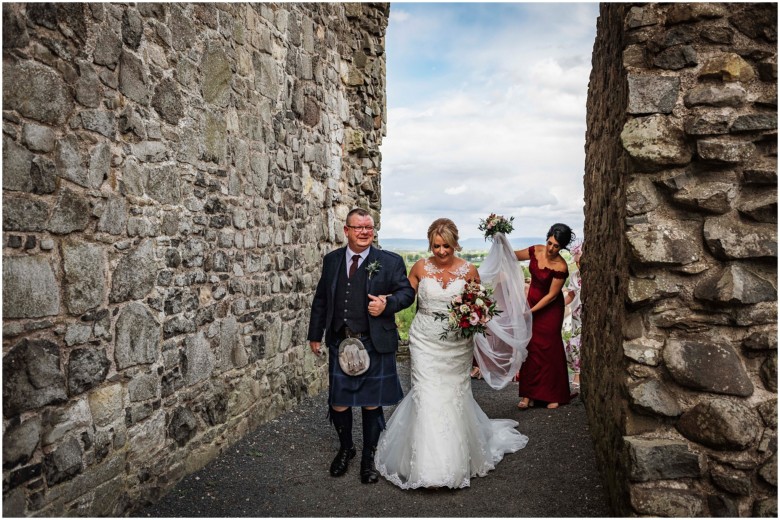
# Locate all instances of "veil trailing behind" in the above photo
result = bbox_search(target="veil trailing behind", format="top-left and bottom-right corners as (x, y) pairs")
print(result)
(474, 232), (533, 389)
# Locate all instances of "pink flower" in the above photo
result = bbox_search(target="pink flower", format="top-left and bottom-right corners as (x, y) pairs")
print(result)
(469, 312), (480, 326)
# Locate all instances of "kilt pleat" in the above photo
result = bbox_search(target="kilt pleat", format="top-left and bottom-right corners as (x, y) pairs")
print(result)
(327, 336), (403, 407)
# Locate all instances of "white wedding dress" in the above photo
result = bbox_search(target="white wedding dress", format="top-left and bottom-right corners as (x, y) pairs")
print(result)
(375, 264), (529, 489)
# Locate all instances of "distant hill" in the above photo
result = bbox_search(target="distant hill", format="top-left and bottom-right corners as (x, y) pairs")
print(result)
(380, 236), (539, 252)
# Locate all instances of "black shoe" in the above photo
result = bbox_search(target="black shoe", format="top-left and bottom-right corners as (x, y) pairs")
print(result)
(360, 457), (379, 484)
(329, 446), (356, 477)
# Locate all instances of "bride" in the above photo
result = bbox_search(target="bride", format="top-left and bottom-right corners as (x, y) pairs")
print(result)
(375, 218), (532, 489)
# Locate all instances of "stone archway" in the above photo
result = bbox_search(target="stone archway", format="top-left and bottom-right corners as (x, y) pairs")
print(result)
(583, 3), (777, 516)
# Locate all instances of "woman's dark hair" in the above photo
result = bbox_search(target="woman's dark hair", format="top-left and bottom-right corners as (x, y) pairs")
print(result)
(546, 223), (575, 250)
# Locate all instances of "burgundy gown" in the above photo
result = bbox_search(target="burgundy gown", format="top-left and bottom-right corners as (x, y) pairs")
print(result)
(517, 246), (571, 405)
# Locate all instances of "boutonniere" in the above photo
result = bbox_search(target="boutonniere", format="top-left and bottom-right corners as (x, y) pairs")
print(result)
(366, 260), (381, 279)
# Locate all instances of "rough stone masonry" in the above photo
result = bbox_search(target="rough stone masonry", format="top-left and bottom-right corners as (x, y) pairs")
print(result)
(2, 3), (388, 515)
(583, 3), (777, 517)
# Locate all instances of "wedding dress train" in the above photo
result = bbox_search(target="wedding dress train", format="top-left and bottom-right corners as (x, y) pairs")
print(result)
(375, 275), (528, 489)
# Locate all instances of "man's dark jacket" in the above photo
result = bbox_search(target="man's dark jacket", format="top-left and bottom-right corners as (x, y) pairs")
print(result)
(307, 246), (415, 354)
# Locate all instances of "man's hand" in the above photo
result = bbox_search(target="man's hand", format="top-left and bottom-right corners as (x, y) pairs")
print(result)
(310, 341), (323, 356)
(368, 294), (388, 317)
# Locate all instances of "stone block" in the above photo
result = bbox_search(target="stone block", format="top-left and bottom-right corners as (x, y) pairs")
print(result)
(729, 3), (777, 42)
(708, 495), (739, 517)
(41, 398), (91, 446)
(684, 84), (746, 107)
(93, 27), (122, 68)
(44, 436), (82, 485)
(55, 134), (90, 187)
(3, 135), (34, 192)
(653, 45), (697, 70)
(202, 41), (232, 108)
(122, 8), (143, 49)
(3, 60), (74, 125)
(168, 406), (198, 446)
(21, 123), (55, 153)
(110, 239), (157, 303)
(118, 50), (150, 105)
(67, 347), (110, 395)
(621, 115), (692, 168)
(114, 302), (160, 370)
(760, 354), (777, 392)
(743, 160), (778, 185)
(759, 452), (777, 486)
(127, 411), (166, 464)
(711, 465), (752, 495)
(685, 113), (730, 136)
(628, 378), (682, 417)
(666, 3), (727, 24)
(697, 138), (755, 163)
(738, 191), (777, 223)
(669, 180), (736, 214)
(663, 338), (753, 396)
(64, 323), (92, 346)
(625, 437), (700, 481)
(30, 156), (57, 195)
(97, 196), (128, 235)
(626, 226), (699, 265)
(3, 255), (60, 318)
(62, 241), (106, 315)
(87, 383), (123, 427)
(3, 194), (51, 232)
(630, 487), (704, 516)
(753, 498), (778, 518)
(623, 337), (663, 366)
(699, 53), (756, 82)
(742, 325), (778, 351)
(81, 111), (115, 139)
(703, 214), (777, 259)
(253, 52), (280, 100)
(184, 332), (215, 385)
(627, 75), (679, 114)
(3, 417), (41, 469)
(48, 188), (91, 235)
(131, 140), (169, 162)
(152, 77), (184, 125)
(128, 372), (159, 402)
(146, 164), (182, 205)
(676, 399), (760, 450)
(731, 114), (777, 132)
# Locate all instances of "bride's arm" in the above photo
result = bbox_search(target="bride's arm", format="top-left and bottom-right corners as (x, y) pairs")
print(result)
(407, 259), (424, 293)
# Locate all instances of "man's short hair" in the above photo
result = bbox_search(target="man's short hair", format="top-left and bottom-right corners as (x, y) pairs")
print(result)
(346, 208), (372, 225)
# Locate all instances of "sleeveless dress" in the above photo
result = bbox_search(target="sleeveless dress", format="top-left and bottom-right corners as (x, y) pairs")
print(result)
(517, 246), (571, 404)
(375, 261), (528, 489)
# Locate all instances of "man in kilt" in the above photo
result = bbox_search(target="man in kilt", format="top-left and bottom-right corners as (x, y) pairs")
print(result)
(308, 208), (415, 484)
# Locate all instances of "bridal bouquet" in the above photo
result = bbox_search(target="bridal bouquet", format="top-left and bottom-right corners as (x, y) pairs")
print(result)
(434, 280), (502, 340)
(478, 213), (514, 240)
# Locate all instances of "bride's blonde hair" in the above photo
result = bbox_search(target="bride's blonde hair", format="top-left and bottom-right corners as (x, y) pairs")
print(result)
(427, 218), (462, 252)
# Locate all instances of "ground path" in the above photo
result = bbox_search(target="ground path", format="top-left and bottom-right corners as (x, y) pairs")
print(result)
(140, 355), (610, 517)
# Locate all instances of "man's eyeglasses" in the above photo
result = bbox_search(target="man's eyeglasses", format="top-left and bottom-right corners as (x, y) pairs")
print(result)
(346, 225), (375, 232)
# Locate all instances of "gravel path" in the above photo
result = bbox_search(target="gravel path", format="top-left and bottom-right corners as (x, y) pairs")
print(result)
(139, 355), (609, 517)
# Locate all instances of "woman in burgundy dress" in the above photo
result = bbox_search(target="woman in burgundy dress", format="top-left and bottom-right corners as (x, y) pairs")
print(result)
(514, 224), (575, 410)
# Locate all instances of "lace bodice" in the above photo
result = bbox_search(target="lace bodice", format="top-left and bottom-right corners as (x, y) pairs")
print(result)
(416, 259), (472, 316)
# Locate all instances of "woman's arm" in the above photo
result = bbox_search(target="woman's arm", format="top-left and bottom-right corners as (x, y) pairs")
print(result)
(529, 276), (565, 313)
(514, 247), (531, 261)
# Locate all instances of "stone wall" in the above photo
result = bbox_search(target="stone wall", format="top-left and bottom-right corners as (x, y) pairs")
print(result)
(2, 3), (389, 516)
(583, 3), (777, 517)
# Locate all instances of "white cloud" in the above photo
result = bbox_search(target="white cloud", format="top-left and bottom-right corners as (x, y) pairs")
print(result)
(380, 3), (597, 241)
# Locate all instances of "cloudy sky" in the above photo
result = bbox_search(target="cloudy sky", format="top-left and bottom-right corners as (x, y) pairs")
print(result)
(379, 2), (599, 241)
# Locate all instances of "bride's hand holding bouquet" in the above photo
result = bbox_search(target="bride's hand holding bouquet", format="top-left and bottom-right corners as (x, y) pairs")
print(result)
(434, 280), (502, 340)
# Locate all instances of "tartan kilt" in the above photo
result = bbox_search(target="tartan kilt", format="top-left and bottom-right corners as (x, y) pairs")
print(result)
(327, 335), (403, 408)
